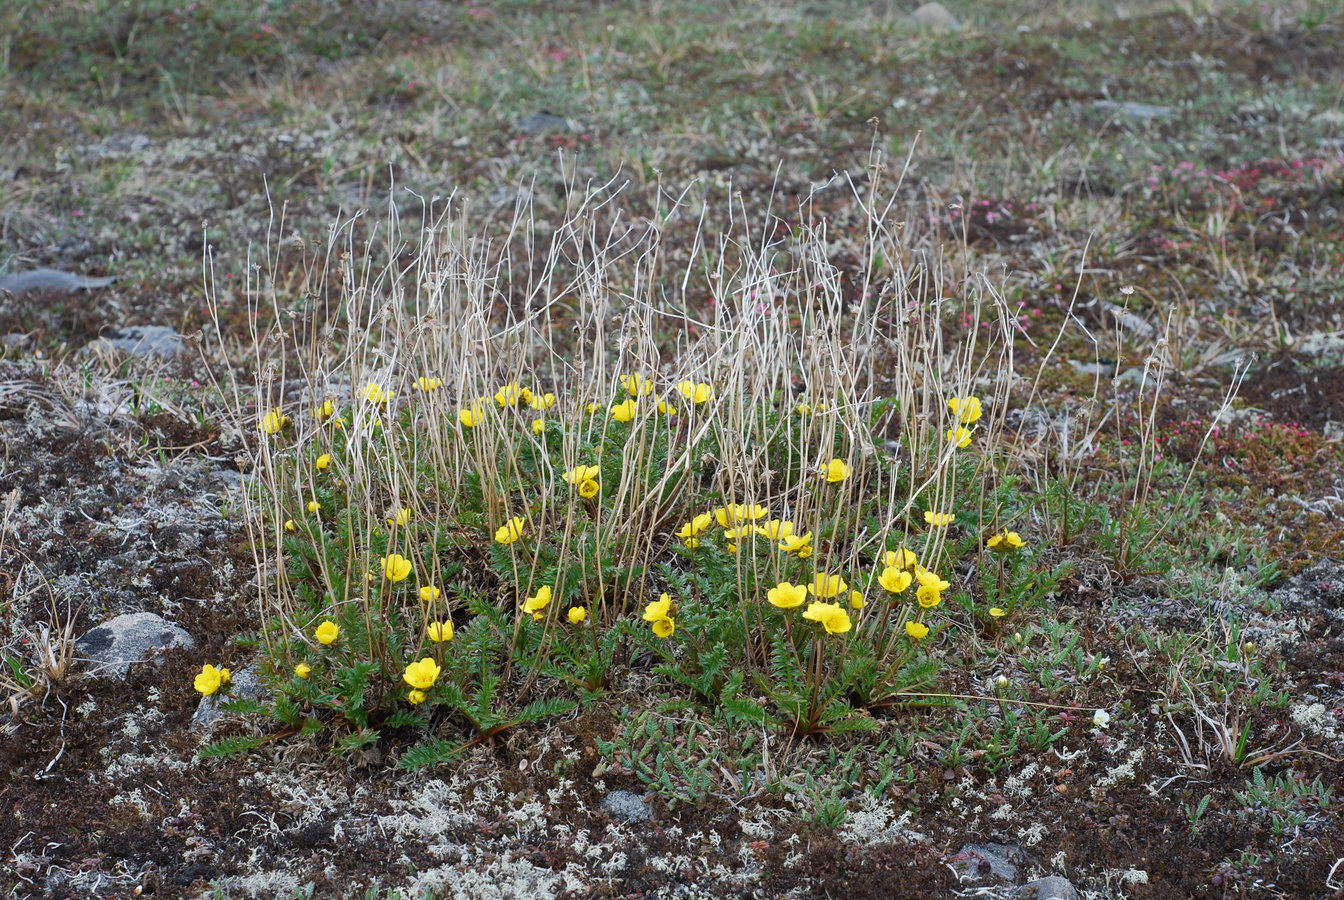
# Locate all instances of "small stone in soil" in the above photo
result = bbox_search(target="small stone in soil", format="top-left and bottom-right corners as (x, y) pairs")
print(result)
(600, 789), (652, 823)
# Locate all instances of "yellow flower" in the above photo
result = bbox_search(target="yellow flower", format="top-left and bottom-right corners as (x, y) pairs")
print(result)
(532, 418), (545, 436)
(459, 399), (487, 427)
(723, 524), (755, 543)
(523, 585), (553, 618)
(677, 381), (712, 404)
(987, 531), (1025, 550)
(494, 382), (527, 407)
(407, 689), (427, 705)
(284, 519), (297, 533)
(642, 593), (673, 622)
(714, 504), (768, 527)
(563, 465), (602, 487)
(387, 507), (413, 527)
(802, 601), (852, 635)
(586, 402), (599, 414)
(427, 620), (453, 642)
(657, 400), (677, 415)
(677, 513), (713, 540)
(767, 581), (808, 609)
(259, 410), (290, 434)
(915, 567), (949, 608)
(755, 519), (794, 540)
(364, 382), (393, 405)
(916, 568), (950, 592)
(495, 516), (526, 545)
(403, 657), (441, 690)
(924, 510), (954, 527)
(780, 532), (813, 558)
(314, 399), (336, 420)
(795, 401), (812, 415)
(620, 373), (655, 396)
(989, 607), (1006, 618)
(528, 392), (557, 410)
(416, 376), (442, 391)
(915, 586), (942, 608)
(610, 398), (638, 422)
(878, 566), (913, 593)
(307, 500), (321, 514)
(568, 607), (587, 625)
(905, 621), (929, 639)
(947, 426), (973, 449)
(419, 585), (441, 603)
(316, 453), (331, 471)
(824, 459), (850, 483)
(332, 416), (346, 430)
(294, 663), (311, 679)
(315, 621), (339, 645)
(808, 572), (848, 599)
(194, 663), (231, 696)
(883, 548), (918, 570)
(850, 591), (866, 610)
(579, 479), (600, 499)
(948, 395), (982, 424)
(382, 554), (413, 582)
(640, 597), (675, 636)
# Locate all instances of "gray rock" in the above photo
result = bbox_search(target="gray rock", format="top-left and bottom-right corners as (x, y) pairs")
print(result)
(90, 325), (184, 359)
(74, 612), (194, 678)
(908, 2), (960, 30)
(1016, 876), (1079, 900)
(0, 268), (117, 296)
(600, 789), (652, 823)
(516, 110), (572, 134)
(1270, 559), (1344, 624)
(192, 665), (270, 731)
(1093, 100), (1172, 121)
(953, 842), (1021, 882)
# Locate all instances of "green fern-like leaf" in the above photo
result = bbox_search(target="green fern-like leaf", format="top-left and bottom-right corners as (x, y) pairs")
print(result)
(399, 736), (472, 770)
(509, 696), (576, 726)
(333, 728), (379, 755)
(217, 697), (269, 717)
(381, 708), (428, 730)
(199, 735), (269, 760)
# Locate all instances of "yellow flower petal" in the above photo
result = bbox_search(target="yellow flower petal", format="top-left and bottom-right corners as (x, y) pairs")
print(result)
(767, 581), (808, 609)
(494, 516), (526, 545)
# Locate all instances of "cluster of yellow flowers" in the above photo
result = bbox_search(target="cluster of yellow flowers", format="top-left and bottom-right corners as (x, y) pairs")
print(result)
(674, 505), (815, 557)
(642, 593), (676, 638)
(766, 575), (856, 635)
(986, 530), (1024, 550)
(458, 381), (556, 428)
(194, 663), (231, 696)
(562, 465), (601, 499)
(591, 373), (711, 423)
(403, 657), (441, 704)
(874, 548), (950, 609)
(945, 395), (982, 449)
(521, 584), (587, 627)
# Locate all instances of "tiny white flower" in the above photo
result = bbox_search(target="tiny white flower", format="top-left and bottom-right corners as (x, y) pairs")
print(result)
(995, 675), (1009, 687)
(1093, 709), (1111, 728)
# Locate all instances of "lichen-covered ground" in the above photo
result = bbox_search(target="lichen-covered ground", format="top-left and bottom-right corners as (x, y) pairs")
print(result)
(2, 1), (1343, 897)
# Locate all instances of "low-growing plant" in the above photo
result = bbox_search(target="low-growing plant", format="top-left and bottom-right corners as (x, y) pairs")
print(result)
(197, 160), (1148, 775)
